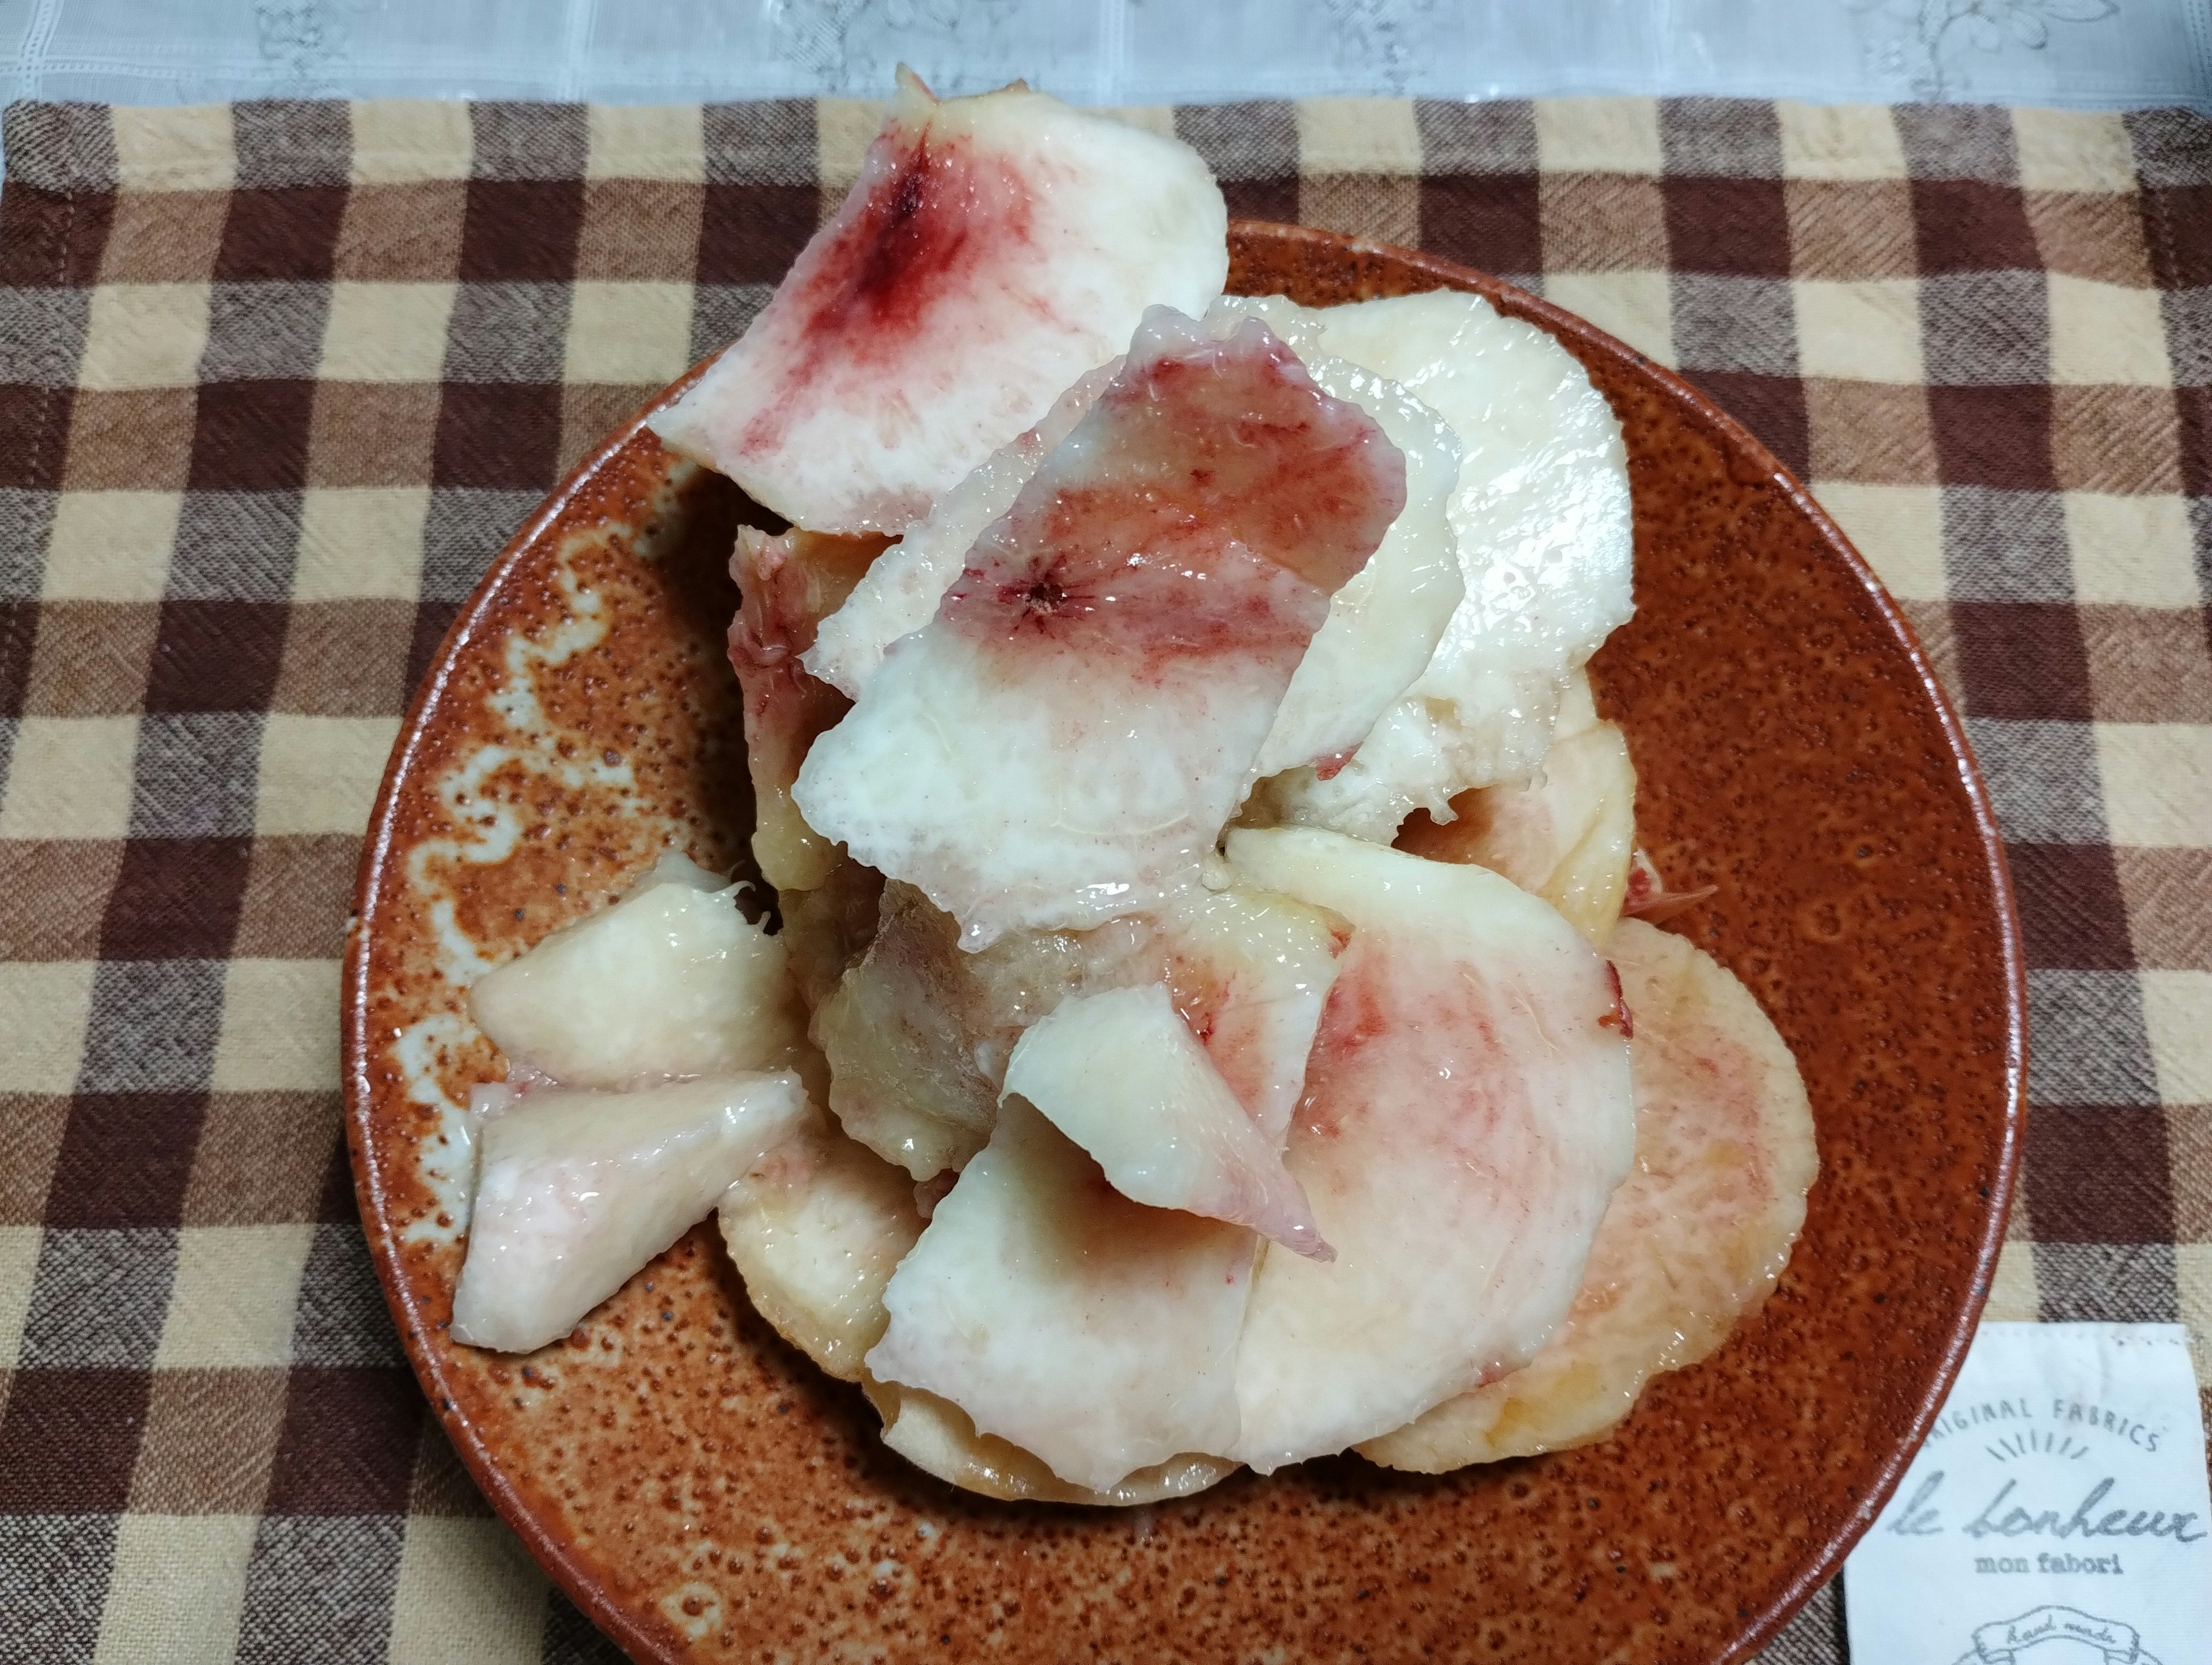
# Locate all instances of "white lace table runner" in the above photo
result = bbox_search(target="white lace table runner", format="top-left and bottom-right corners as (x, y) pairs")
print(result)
(3, 0), (2208, 113)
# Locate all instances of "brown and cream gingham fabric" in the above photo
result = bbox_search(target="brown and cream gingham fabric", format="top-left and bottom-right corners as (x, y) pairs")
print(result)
(0, 93), (2206, 1664)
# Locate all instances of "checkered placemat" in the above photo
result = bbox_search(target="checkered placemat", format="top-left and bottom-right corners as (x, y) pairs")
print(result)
(0, 93), (2205, 1665)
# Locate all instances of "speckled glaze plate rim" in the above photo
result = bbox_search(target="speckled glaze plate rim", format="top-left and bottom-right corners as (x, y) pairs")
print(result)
(344, 222), (2027, 1664)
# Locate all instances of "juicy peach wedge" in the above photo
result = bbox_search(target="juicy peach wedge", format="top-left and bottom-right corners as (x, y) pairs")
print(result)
(1003, 983), (1331, 1260)
(864, 1378), (1236, 1507)
(866, 1096), (1255, 1493)
(1231, 290), (1634, 844)
(650, 69), (1226, 536)
(1222, 826), (1635, 1473)
(716, 1109), (924, 1383)
(804, 359), (1119, 701)
(450, 1072), (809, 1355)
(1361, 919), (1817, 1469)
(813, 875), (1343, 1181)
(793, 307), (1407, 947)
(469, 852), (812, 1091)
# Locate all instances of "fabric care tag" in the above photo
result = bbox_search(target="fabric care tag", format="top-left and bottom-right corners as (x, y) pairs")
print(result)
(1844, 1323), (2210, 1665)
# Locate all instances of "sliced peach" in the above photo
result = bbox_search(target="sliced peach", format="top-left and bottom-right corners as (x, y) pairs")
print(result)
(650, 70), (1226, 535)
(450, 1072), (809, 1354)
(863, 1378), (1237, 1506)
(1395, 673), (1636, 946)
(469, 853), (808, 1090)
(1209, 299), (1465, 781)
(805, 300), (1464, 747)
(865, 1097), (1253, 1492)
(726, 527), (888, 893)
(1360, 919), (1817, 1469)
(813, 875), (1342, 1179)
(717, 1108), (924, 1382)
(1003, 983), (1330, 1259)
(1221, 827), (1635, 1473)
(774, 854), (886, 1018)
(793, 308), (1404, 946)
(1245, 290), (1634, 843)
(802, 360), (1117, 700)
(810, 881), (1135, 1179)
(1157, 878), (1346, 1146)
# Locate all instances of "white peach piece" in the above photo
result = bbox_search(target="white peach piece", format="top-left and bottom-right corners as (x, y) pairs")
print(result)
(793, 308), (1406, 946)
(802, 361), (1117, 700)
(1003, 983), (1330, 1259)
(863, 1378), (1237, 1507)
(649, 70), (1227, 534)
(1395, 672), (1637, 946)
(1157, 878), (1346, 1146)
(1206, 301), (1467, 782)
(1361, 919), (1817, 1469)
(807, 302), (1464, 760)
(450, 1071), (810, 1354)
(468, 853), (808, 1089)
(815, 875), (1342, 1179)
(1221, 826), (1635, 1473)
(716, 1108), (925, 1381)
(1237, 290), (1634, 843)
(725, 528), (888, 892)
(811, 883), (1144, 1179)
(865, 1097), (1255, 1492)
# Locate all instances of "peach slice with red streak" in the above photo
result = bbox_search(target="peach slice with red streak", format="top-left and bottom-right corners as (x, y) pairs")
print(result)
(792, 307), (1407, 947)
(1221, 826), (1635, 1473)
(802, 304), (1464, 767)
(1359, 918), (1817, 1469)
(803, 358), (1119, 701)
(649, 70), (1226, 535)
(1205, 299), (1467, 783)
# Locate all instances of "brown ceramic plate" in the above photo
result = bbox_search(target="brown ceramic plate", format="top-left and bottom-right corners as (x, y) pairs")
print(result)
(345, 223), (2025, 1664)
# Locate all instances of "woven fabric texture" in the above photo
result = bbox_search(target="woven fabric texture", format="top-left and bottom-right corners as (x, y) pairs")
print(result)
(0, 93), (2207, 1665)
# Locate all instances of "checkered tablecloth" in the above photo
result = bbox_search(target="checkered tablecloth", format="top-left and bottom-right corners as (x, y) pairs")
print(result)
(0, 92), (2205, 1665)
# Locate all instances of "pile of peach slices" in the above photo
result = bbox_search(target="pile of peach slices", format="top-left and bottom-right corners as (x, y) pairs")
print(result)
(444, 71), (1818, 1503)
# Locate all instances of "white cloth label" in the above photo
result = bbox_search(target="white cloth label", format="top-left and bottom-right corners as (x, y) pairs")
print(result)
(1844, 1323), (2210, 1665)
